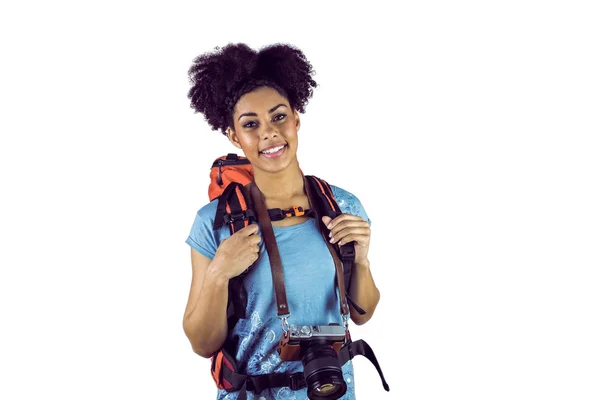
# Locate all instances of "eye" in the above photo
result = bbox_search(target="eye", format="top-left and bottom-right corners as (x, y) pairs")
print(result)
(273, 113), (287, 122)
(243, 121), (258, 129)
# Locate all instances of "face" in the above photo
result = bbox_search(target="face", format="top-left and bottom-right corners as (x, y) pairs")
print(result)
(227, 86), (300, 174)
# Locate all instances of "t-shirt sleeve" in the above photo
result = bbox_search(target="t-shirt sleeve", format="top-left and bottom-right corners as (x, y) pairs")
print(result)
(185, 201), (220, 260)
(329, 184), (372, 226)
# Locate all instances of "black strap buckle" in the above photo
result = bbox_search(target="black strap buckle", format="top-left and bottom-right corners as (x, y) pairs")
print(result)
(223, 210), (255, 225)
(268, 208), (286, 221)
(289, 372), (305, 391)
(340, 242), (355, 262)
(244, 376), (255, 392)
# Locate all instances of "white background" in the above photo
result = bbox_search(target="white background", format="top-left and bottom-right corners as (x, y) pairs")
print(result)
(1, 1), (599, 399)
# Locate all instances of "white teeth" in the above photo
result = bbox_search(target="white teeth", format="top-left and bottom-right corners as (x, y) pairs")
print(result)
(262, 145), (285, 154)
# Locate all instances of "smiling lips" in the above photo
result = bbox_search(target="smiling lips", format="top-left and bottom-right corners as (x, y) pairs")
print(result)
(260, 143), (287, 158)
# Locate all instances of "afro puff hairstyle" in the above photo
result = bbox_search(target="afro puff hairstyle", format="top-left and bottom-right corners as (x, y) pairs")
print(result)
(187, 43), (318, 135)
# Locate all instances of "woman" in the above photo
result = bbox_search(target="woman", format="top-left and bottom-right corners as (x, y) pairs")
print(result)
(182, 43), (381, 400)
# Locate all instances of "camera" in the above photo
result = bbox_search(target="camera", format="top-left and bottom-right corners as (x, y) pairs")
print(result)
(278, 323), (347, 399)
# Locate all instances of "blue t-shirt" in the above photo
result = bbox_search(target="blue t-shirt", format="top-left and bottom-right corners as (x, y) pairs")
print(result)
(186, 184), (371, 400)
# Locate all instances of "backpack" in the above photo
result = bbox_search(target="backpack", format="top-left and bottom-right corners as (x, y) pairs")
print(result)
(206, 153), (389, 399)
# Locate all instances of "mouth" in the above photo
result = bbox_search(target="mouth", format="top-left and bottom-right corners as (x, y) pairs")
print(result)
(259, 144), (287, 159)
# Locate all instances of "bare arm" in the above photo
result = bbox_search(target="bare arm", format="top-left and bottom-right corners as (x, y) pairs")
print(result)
(348, 260), (380, 325)
(182, 223), (261, 358)
(182, 248), (229, 358)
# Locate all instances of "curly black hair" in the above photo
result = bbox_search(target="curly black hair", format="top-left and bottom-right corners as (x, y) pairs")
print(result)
(187, 43), (317, 135)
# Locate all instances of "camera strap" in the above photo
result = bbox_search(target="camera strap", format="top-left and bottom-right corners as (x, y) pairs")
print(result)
(248, 181), (290, 317)
(339, 339), (390, 392)
(247, 176), (361, 319)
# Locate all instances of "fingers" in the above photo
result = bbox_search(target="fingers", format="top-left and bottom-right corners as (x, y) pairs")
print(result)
(237, 223), (259, 236)
(245, 234), (261, 255)
(322, 215), (333, 227)
(335, 233), (370, 246)
(232, 224), (261, 244)
(330, 229), (370, 245)
(323, 214), (366, 231)
(244, 244), (260, 267)
(321, 214), (369, 246)
(329, 220), (368, 237)
(248, 235), (261, 245)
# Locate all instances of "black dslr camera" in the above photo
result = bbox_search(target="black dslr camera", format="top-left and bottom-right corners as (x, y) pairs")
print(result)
(278, 323), (348, 399)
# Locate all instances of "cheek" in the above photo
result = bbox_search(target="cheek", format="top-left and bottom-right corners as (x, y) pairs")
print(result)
(282, 119), (298, 136)
(239, 135), (262, 157)
(235, 131), (257, 148)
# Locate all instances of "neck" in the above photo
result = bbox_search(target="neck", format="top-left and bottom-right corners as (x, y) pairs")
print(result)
(252, 158), (305, 201)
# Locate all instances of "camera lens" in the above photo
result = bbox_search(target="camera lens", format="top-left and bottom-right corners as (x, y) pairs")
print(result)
(302, 340), (347, 400)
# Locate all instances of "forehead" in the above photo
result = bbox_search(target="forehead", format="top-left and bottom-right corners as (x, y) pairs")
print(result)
(233, 86), (289, 116)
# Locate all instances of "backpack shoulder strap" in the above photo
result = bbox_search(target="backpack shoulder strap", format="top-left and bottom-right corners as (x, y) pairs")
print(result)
(211, 182), (257, 330)
(304, 175), (366, 315)
(213, 182), (256, 233)
(304, 175), (350, 316)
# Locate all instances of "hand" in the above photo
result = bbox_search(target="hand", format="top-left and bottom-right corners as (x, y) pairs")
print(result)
(322, 214), (370, 266)
(213, 223), (261, 280)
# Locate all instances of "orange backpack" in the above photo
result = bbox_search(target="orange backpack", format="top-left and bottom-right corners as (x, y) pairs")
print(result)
(206, 153), (388, 399)
(209, 153), (253, 202)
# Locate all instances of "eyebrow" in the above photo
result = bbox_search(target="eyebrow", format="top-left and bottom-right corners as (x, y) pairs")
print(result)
(238, 104), (287, 121)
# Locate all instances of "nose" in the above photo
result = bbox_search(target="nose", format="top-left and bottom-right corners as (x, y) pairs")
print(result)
(261, 124), (279, 140)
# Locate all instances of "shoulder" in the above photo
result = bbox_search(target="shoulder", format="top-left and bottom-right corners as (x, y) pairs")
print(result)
(328, 184), (371, 226)
(185, 198), (226, 259)
(195, 198), (219, 224)
(191, 197), (231, 239)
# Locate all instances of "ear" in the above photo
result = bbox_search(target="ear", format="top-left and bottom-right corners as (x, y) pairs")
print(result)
(226, 127), (242, 149)
(294, 110), (301, 131)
